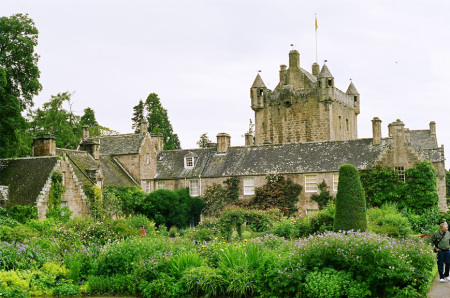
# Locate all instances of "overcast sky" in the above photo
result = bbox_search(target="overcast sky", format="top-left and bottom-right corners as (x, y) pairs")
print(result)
(4, 1), (450, 163)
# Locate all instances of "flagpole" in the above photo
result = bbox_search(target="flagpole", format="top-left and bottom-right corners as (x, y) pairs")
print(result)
(315, 13), (318, 63)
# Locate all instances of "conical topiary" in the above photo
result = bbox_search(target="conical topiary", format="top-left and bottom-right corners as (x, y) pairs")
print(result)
(333, 164), (367, 232)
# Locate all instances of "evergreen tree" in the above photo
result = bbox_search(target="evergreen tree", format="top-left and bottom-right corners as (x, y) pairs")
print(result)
(333, 164), (367, 232)
(131, 100), (145, 133)
(80, 107), (98, 127)
(0, 14), (41, 158)
(197, 132), (212, 148)
(144, 93), (180, 150)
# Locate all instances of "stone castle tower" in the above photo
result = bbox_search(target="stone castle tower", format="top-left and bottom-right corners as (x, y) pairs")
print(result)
(250, 50), (360, 145)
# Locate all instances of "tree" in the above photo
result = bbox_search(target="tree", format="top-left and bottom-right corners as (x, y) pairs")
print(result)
(402, 160), (439, 213)
(29, 92), (80, 149)
(197, 132), (212, 148)
(0, 14), (41, 158)
(80, 107), (98, 127)
(131, 100), (145, 133)
(144, 93), (181, 150)
(333, 164), (367, 232)
(359, 166), (404, 207)
(251, 174), (302, 216)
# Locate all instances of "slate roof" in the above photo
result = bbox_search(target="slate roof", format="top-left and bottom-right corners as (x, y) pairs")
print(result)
(155, 138), (391, 179)
(300, 68), (318, 83)
(88, 134), (143, 155)
(251, 74), (267, 88)
(0, 157), (58, 206)
(318, 64), (333, 78)
(346, 82), (359, 95)
(59, 149), (138, 187)
(409, 130), (443, 163)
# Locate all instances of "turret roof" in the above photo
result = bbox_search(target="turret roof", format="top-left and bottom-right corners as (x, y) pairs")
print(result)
(346, 82), (359, 95)
(251, 74), (267, 88)
(318, 64), (333, 78)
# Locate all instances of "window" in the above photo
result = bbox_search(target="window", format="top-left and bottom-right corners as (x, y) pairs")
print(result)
(305, 175), (317, 192)
(60, 201), (68, 208)
(354, 96), (358, 102)
(346, 119), (349, 132)
(243, 177), (255, 195)
(184, 152), (197, 169)
(327, 79), (332, 87)
(395, 166), (405, 182)
(146, 153), (150, 164)
(189, 180), (199, 197)
(156, 181), (165, 190)
(62, 172), (66, 186)
(339, 116), (341, 129)
(146, 181), (151, 193)
(333, 173), (339, 191)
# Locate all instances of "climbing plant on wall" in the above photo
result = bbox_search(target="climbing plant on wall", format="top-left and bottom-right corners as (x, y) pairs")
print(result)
(47, 171), (72, 221)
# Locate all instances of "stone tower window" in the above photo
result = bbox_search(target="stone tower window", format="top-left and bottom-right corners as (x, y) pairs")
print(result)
(146, 153), (150, 164)
(346, 119), (349, 132)
(339, 116), (341, 129)
(259, 89), (264, 96)
(354, 96), (357, 102)
(318, 81), (321, 88)
(327, 79), (332, 87)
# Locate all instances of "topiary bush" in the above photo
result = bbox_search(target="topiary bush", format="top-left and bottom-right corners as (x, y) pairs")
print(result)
(333, 164), (367, 232)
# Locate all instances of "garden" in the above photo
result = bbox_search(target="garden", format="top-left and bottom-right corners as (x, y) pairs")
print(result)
(0, 161), (448, 297)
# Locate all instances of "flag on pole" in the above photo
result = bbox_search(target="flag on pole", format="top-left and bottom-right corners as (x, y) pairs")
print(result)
(315, 14), (318, 30)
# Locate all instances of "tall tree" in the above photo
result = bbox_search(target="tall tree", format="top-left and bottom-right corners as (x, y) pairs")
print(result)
(131, 100), (145, 133)
(333, 164), (367, 232)
(29, 92), (80, 149)
(0, 14), (41, 158)
(197, 132), (212, 148)
(80, 107), (98, 127)
(144, 93), (180, 150)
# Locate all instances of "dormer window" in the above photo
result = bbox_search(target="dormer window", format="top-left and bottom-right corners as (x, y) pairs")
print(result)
(184, 152), (198, 169)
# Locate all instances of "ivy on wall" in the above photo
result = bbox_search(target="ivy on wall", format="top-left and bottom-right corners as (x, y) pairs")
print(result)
(47, 171), (72, 221)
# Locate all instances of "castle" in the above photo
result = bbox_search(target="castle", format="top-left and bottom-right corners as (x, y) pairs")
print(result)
(0, 50), (447, 217)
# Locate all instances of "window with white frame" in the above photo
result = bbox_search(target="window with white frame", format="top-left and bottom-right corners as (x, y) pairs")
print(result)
(146, 153), (150, 164)
(333, 173), (339, 191)
(146, 181), (151, 193)
(305, 174), (318, 192)
(394, 166), (405, 182)
(156, 181), (165, 190)
(243, 177), (255, 195)
(60, 201), (68, 208)
(189, 180), (199, 197)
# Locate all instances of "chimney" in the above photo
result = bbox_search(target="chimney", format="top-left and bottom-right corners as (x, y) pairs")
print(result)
(140, 120), (148, 135)
(312, 62), (320, 77)
(82, 125), (90, 139)
(217, 133), (231, 153)
(279, 64), (287, 85)
(245, 133), (254, 146)
(430, 121), (436, 135)
(151, 133), (164, 152)
(388, 119), (406, 147)
(289, 50), (300, 69)
(371, 117), (382, 145)
(32, 133), (56, 157)
(79, 139), (100, 160)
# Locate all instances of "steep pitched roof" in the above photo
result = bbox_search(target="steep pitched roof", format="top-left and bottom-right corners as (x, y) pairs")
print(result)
(0, 157), (58, 206)
(318, 64), (333, 78)
(346, 82), (359, 95)
(251, 74), (267, 88)
(59, 149), (138, 187)
(155, 139), (390, 179)
(300, 68), (318, 83)
(89, 134), (143, 155)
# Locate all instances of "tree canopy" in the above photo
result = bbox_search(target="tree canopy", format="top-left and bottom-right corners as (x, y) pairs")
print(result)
(0, 14), (41, 158)
(197, 132), (212, 148)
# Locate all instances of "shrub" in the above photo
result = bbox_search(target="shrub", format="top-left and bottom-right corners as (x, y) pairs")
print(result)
(6, 205), (37, 224)
(271, 219), (294, 239)
(179, 266), (225, 297)
(125, 214), (156, 232)
(310, 180), (334, 210)
(251, 174), (302, 216)
(52, 283), (79, 296)
(88, 274), (137, 294)
(169, 226), (179, 237)
(202, 183), (226, 217)
(169, 251), (204, 279)
(367, 204), (412, 237)
(360, 166), (403, 207)
(333, 164), (367, 232)
(187, 228), (214, 242)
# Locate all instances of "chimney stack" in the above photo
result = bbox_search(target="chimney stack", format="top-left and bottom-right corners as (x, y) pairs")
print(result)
(151, 133), (164, 152)
(140, 120), (149, 135)
(371, 117), (382, 145)
(217, 133), (231, 153)
(32, 133), (56, 157)
(245, 133), (254, 146)
(82, 125), (89, 139)
(430, 121), (436, 135)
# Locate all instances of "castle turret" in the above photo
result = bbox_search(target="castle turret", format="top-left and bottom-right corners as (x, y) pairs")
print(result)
(318, 63), (334, 101)
(250, 73), (266, 111)
(289, 50), (300, 69)
(346, 81), (360, 115)
(312, 62), (320, 77)
(279, 64), (287, 86)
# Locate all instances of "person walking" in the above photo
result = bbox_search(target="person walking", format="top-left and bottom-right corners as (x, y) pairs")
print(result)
(431, 223), (450, 282)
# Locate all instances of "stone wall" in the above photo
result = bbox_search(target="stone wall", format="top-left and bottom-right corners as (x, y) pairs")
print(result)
(115, 154), (140, 182)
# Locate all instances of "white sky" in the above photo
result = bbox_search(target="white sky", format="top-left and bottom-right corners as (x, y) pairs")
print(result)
(4, 1), (450, 164)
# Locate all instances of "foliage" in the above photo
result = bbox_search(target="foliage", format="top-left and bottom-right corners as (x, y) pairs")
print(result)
(139, 188), (204, 229)
(367, 204), (413, 237)
(6, 205), (37, 224)
(310, 180), (334, 210)
(46, 171), (72, 222)
(79, 107), (98, 127)
(0, 14), (41, 158)
(202, 183), (226, 217)
(107, 186), (146, 215)
(333, 164), (367, 232)
(143, 92), (180, 150)
(251, 174), (302, 216)
(218, 207), (273, 239)
(402, 160), (439, 213)
(446, 170), (450, 198)
(197, 132), (212, 148)
(400, 205), (441, 234)
(131, 99), (145, 133)
(223, 176), (240, 203)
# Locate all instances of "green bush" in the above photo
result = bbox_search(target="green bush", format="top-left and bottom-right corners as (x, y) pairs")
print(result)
(186, 228), (214, 242)
(6, 205), (38, 224)
(292, 204), (335, 237)
(87, 274), (138, 295)
(310, 180), (335, 210)
(333, 164), (367, 232)
(0, 216), (20, 228)
(367, 204), (412, 237)
(271, 219), (294, 239)
(52, 283), (79, 296)
(0, 224), (39, 243)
